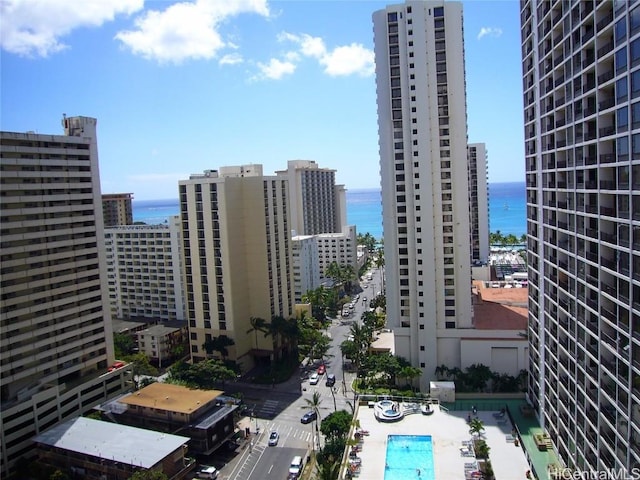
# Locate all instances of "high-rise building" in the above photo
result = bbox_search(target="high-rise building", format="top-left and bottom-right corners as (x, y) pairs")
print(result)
(276, 160), (347, 235)
(102, 192), (134, 226)
(179, 165), (294, 371)
(316, 226), (358, 279)
(468, 143), (490, 264)
(521, 0), (640, 472)
(373, 1), (474, 389)
(292, 235), (321, 304)
(0, 116), (130, 475)
(105, 215), (185, 322)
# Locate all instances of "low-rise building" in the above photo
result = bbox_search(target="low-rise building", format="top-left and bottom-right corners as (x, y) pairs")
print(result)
(34, 417), (193, 480)
(113, 383), (237, 455)
(137, 323), (189, 368)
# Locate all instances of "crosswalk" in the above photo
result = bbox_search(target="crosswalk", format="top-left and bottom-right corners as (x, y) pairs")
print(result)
(257, 399), (279, 418)
(258, 421), (313, 447)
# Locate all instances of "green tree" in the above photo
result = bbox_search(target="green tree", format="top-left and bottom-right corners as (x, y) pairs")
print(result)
(128, 470), (168, 480)
(302, 286), (329, 321)
(434, 364), (449, 380)
(399, 365), (422, 391)
(166, 359), (236, 389)
(246, 317), (270, 352)
(114, 332), (135, 358)
(357, 232), (377, 253)
(124, 353), (158, 389)
(266, 315), (289, 360)
(325, 261), (343, 287)
(320, 410), (353, 443)
(202, 335), (235, 360)
(303, 391), (324, 451)
(50, 469), (70, 480)
(469, 418), (486, 439)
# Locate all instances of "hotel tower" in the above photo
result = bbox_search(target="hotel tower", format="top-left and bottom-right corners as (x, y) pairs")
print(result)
(522, 0), (640, 472)
(373, 0), (474, 390)
(0, 116), (130, 475)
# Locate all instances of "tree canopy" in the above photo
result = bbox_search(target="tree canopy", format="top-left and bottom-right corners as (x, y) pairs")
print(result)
(320, 410), (353, 443)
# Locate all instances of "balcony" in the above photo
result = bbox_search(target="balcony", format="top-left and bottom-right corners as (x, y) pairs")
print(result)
(598, 40), (614, 57)
(599, 96), (615, 109)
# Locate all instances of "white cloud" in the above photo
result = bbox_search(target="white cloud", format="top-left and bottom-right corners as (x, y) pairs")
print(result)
(320, 43), (375, 77)
(477, 27), (503, 40)
(0, 0), (143, 57)
(115, 0), (270, 64)
(255, 58), (296, 80)
(274, 31), (374, 78)
(219, 52), (243, 65)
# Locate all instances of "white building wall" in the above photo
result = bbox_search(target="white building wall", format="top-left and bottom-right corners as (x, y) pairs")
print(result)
(292, 235), (321, 303)
(373, 1), (473, 391)
(316, 226), (357, 279)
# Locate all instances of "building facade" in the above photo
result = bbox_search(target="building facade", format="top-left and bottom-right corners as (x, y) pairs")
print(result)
(105, 216), (185, 322)
(316, 226), (358, 279)
(277, 160), (347, 235)
(373, 1), (474, 390)
(468, 143), (490, 264)
(521, 0), (640, 472)
(102, 192), (134, 226)
(0, 116), (130, 475)
(179, 165), (294, 371)
(137, 323), (189, 369)
(292, 235), (322, 303)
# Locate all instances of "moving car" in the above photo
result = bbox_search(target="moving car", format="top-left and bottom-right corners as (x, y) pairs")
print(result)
(317, 364), (326, 375)
(309, 373), (320, 385)
(268, 431), (279, 446)
(289, 455), (304, 478)
(326, 373), (336, 387)
(300, 411), (317, 424)
(196, 465), (218, 479)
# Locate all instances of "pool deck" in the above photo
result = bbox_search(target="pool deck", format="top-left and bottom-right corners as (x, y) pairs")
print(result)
(353, 404), (531, 479)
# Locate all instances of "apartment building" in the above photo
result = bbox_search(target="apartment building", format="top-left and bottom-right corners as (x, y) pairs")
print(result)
(292, 235), (322, 303)
(179, 165), (294, 371)
(105, 216), (185, 322)
(102, 192), (134, 226)
(277, 160), (347, 235)
(373, 1), (475, 390)
(468, 143), (490, 264)
(317, 226), (358, 279)
(521, 0), (640, 472)
(0, 116), (130, 475)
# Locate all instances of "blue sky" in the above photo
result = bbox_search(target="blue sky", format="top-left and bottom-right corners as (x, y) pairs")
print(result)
(1, 0), (524, 201)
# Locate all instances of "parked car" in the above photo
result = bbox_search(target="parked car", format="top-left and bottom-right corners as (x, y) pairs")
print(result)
(268, 431), (279, 446)
(309, 373), (319, 385)
(196, 465), (218, 479)
(288, 455), (304, 477)
(317, 364), (326, 375)
(301, 411), (317, 424)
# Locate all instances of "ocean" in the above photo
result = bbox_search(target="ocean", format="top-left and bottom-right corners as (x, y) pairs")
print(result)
(132, 181), (526, 240)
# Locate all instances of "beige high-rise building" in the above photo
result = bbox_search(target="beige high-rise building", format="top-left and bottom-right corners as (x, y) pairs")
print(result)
(179, 165), (294, 371)
(0, 116), (130, 476)
(522, 0), (640, 472)
(276, 160), (347, 235)
(102, 192), (134, 226)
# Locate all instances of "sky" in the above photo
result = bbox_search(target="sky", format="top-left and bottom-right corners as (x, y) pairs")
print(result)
(1, 0), (525, 201)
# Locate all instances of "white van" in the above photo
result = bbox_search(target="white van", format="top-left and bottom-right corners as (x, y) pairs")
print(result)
(289, 455), (304, 477)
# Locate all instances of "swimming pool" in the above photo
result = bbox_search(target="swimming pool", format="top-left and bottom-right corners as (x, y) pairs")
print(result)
(384, 435), (435, 480)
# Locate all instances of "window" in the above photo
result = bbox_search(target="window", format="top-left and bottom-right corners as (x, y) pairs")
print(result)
(387, 12), (398, 22)
(618, 106), (629, 132)
(631, 102), (640, 128)
(616, 46), (627, 73)
(615, 19), (627, 45)
(632, 38), (640, 67)
(632, 5), (640, 35)
(633, 70), (640, 98)
(633, 134), (640, 158)
(617, 78), (628, 101)
(445, 321), (455, 328)
(618, 136), (629, 160)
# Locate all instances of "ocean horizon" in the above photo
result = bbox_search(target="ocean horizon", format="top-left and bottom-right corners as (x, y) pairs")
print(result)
(133, 181), (527, 239)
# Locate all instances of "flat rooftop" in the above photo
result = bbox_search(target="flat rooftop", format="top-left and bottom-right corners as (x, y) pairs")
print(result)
(354, 402), (531, 479)
(120, 382), (222, 414)
(472, 281), (528, 330)
(33, 417), (189, 469)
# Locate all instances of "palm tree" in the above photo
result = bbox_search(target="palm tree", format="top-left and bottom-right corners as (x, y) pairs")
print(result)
(202, 335), (235, 360)
(246, 317), (270, 352)
(302, 286), (329, 321)
(469, 418), (485, 438)
(266, 315), (288, 360)
(303, 391), (323, 451)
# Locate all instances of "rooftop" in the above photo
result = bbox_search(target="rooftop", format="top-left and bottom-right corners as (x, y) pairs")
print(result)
(137, 324), (185, 336)
(33, 417), (189, 469)
(119, 383), (222, 414)
(472, 281), (528, 331)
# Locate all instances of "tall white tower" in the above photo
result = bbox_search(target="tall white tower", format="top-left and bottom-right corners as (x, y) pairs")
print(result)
(373, 0), (473, 389)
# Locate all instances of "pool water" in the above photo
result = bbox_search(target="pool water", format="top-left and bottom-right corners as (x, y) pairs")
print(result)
(384, 435), (435, 480)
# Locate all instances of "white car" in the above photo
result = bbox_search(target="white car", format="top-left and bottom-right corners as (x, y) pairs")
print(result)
(309, 373), (319, 385)
(196, 465), (218, 479)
